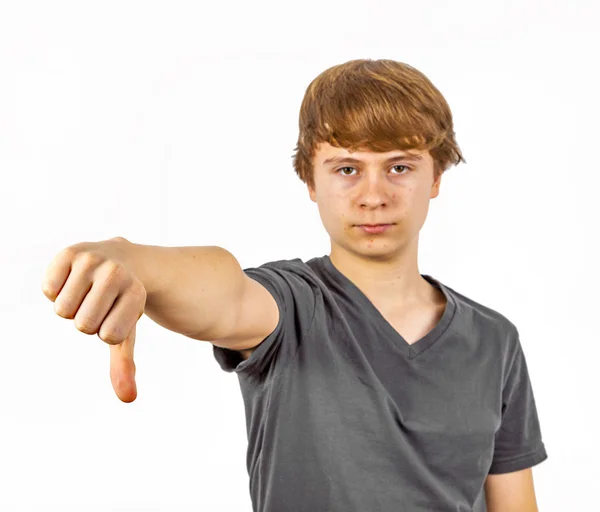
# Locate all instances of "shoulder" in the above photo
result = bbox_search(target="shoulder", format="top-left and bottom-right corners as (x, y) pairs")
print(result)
(243, 256), (328, 292)
(248, 256), (322, 274)
(441, 279), (520, 342)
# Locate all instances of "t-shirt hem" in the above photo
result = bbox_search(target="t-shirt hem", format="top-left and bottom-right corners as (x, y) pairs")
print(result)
(488, 444), (548, 474)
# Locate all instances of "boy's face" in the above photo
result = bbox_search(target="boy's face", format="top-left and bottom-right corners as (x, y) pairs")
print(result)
(308, 142), (442, 261)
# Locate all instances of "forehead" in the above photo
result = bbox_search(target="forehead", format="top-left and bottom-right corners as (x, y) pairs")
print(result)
(314, 141), (429, 165)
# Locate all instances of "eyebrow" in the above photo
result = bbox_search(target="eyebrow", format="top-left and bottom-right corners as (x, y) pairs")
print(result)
(322, 154), (424, 166)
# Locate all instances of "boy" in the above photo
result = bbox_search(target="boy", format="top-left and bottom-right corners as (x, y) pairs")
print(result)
(43, 59), (548, 511)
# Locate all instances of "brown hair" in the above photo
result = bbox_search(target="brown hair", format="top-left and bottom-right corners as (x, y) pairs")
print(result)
(292, 59), (466, 190)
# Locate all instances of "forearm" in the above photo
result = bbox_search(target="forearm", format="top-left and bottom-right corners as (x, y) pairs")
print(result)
(111, 237), (245, 340)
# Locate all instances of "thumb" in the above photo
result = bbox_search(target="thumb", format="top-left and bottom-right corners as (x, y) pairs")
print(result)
(109, 323), (137, 403)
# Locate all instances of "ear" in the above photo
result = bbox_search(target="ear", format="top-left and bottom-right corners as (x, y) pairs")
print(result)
(430, 173), (442, 199)
(308, 184), (317, 203)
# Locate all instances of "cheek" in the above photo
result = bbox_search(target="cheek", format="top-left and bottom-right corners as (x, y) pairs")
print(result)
(392, 189), (426, 224)
(407, 189), (432, 222)
(318, 195), (348, 225)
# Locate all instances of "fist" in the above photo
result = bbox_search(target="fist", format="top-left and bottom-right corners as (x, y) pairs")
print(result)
(42, 237), (146, 403)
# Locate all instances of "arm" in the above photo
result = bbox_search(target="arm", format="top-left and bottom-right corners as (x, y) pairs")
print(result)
(114, 237), (279, 351)
(484, 468), (539, 512)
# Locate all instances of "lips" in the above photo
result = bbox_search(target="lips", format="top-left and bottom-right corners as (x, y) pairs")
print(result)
(356, 224), (394, 234)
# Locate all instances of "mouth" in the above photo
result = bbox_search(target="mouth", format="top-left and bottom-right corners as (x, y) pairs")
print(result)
(356, 222), (396, 227)
(355, 223), (395, 234)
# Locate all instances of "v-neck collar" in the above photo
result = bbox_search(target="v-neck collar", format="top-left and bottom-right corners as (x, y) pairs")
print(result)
(321, 255), (457, 359)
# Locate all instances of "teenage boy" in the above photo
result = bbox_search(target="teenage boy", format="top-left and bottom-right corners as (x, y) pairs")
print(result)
(43, 59), (548, 512)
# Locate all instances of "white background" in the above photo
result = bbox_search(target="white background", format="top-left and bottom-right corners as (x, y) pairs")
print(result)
(1, 0), (598, 510)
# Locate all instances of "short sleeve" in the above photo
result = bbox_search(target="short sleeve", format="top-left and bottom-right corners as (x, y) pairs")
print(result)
(488, 333), (548, 474)
(212, 259), (317, 377)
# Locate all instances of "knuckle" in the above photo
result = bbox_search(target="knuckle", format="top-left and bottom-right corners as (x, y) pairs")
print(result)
(78, 251), (98, 269)
(102, 260), (127, 285)
(98, 325), (124, 345)
(60, 245), (79, 260)
(41, 282), (56, 300)
(107, 260), (125, 277)
(54, 299), (74, 319)
(74, 315), (98, 334)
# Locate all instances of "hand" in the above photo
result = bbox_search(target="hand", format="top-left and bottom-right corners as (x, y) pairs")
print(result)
(42, 237), (146, 403)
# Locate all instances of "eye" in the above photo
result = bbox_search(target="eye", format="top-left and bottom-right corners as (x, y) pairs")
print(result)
(391, 165), (411, 174)
(337, 166), (357, 176)
(335, 165), (412, 176)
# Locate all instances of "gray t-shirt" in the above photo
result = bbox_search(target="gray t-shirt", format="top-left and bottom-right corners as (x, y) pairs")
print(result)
(213, 255), (548, 512)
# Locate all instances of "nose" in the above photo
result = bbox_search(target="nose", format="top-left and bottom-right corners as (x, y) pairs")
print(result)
(357, 173), (393, 209)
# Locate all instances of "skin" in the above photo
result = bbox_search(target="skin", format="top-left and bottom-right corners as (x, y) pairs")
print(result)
(307, 141), (444, 320)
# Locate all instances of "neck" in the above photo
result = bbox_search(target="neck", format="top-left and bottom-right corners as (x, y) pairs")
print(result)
(328, 237), (434, 312)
